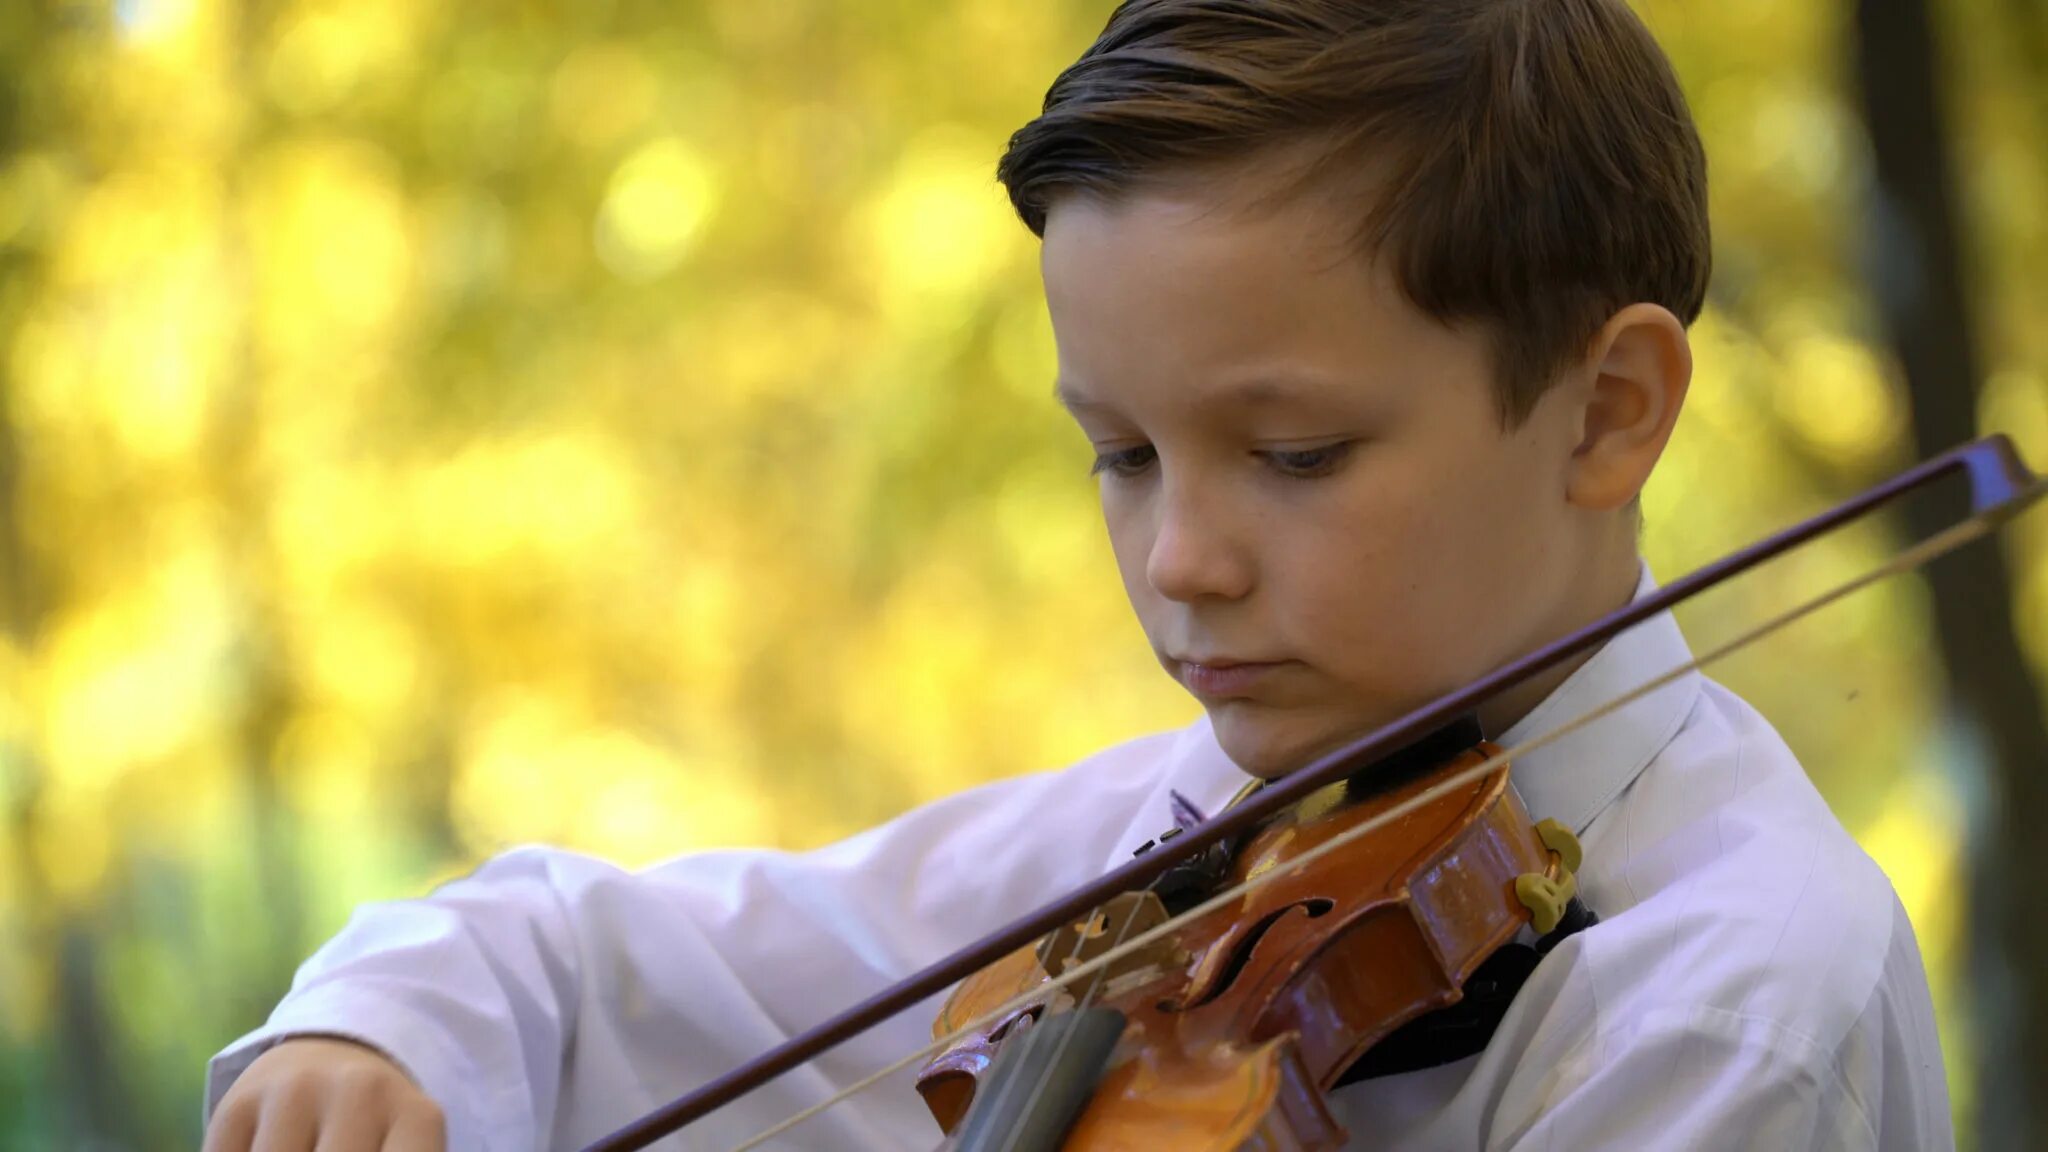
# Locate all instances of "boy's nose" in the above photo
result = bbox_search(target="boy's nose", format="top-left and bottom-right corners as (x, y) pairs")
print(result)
(1145, 490), (1253, 603)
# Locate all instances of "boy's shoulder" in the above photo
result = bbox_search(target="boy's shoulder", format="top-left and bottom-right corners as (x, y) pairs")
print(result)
(1571, 675), (1917, 1064)
(1373, 675), (1956, 1149)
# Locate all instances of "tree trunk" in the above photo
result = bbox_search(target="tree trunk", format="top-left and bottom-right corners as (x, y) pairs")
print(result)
(1851, 2), (2048, 1149)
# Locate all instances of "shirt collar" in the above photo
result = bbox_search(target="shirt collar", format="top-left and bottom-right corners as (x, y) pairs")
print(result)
(1499, 561), (1702, 833)
(1174, 562), (1700, 835)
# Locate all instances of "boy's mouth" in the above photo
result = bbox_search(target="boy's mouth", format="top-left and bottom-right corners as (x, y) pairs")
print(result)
(1173, 657), (1289, 699)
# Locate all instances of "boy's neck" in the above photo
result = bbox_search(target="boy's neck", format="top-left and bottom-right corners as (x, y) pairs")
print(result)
(1473, 547), (1645, 739)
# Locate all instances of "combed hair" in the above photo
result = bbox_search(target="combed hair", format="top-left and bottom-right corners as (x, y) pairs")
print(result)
(997, 0), (1711, 422)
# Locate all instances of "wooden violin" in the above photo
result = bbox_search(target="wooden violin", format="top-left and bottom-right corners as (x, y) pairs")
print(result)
(580, 435), (2042, 1152)
(915, 716), (1586, 1151)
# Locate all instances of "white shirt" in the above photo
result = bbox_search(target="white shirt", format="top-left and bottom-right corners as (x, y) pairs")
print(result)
(206, 570), (1953, 1150)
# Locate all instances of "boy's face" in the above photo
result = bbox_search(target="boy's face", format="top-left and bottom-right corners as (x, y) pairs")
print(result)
(1042, 182), (1619, 778)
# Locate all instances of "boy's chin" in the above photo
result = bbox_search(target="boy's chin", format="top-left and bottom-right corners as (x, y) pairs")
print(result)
(1208, 707), (1375, 781)
(1196, 696), (1425, 774)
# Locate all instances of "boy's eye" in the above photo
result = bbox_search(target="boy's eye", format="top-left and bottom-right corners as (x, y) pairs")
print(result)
(1089, 445), (1157, 478)
(1261, 442), (1355, 478)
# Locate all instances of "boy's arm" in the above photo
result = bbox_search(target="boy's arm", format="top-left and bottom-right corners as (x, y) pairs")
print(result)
(204, 846), (592, 1150)
(203, 728), (1194, 1150)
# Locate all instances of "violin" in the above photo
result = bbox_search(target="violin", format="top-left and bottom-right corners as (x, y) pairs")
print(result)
(915, 716), (1586, 1151)
(583, 435), (2043, 1152)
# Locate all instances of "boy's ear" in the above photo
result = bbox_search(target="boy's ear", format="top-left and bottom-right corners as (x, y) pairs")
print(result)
(1565, 302), (1692, 511)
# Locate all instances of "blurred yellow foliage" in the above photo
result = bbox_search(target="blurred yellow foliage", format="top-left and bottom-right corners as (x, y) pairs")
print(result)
(0, 0), (2043, 1147)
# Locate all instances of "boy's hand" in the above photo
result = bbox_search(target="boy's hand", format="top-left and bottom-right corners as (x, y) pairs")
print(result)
(203, 1036), (447, 1152)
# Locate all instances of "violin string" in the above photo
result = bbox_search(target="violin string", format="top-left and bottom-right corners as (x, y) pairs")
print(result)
(985, 889), (1152, 1152)
(966, 869), (1146, 1147)
(721, 510), (1997, 1152)
(724, 871), (1153, 1152)
(964, 926), (1074, 1152)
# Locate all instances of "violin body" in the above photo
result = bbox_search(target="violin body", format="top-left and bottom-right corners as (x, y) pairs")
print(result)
(917, 737), (1563, 1150)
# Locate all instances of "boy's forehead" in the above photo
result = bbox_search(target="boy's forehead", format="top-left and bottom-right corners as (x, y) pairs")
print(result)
(1044, 208), (1365, 347)
(1043, 196), (1421, 408)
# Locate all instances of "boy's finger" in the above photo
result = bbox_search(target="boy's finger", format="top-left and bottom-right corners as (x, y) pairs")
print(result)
(200, 1101), (258, 1152)
(311, 1101), (389, 1152)
(380, 1106), (447, 1152)
(250, 1092), (320, 1152)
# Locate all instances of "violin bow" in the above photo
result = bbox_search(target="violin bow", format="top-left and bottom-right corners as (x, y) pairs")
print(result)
(583, 434), (2044, 1152)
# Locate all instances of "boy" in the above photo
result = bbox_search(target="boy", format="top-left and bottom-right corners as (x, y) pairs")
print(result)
(202, 0), (1952, 1148)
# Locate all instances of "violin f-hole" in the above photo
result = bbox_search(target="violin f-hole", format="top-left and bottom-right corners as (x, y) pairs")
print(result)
(1160, 898), (1336, 1014)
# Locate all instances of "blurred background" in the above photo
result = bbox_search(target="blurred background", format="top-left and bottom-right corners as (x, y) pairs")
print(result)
(0, 0), (2043, 1148)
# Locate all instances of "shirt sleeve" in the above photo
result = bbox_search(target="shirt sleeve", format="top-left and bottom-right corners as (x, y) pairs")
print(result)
(203, 847), (590, 1150)
(203, 729), (1183, 1152)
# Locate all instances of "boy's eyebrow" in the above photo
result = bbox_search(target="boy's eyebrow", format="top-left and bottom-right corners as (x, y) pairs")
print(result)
(1054, 374), (1336, 413)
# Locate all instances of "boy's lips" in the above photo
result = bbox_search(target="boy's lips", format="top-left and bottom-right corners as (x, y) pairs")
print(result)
(1172, 656), (1290, 698)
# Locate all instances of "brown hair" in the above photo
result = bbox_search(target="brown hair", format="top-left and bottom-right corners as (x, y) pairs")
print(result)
(997, 0), (1710, 423)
